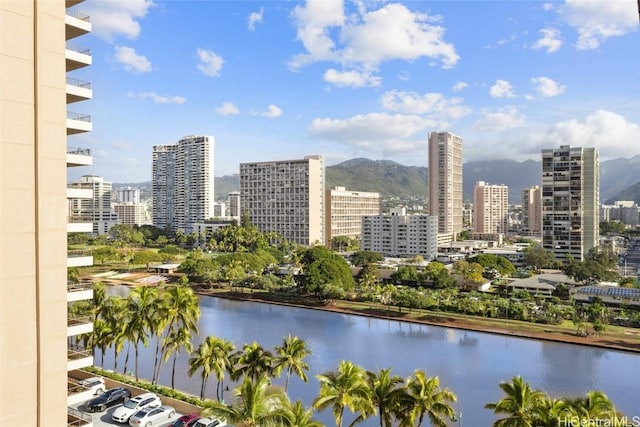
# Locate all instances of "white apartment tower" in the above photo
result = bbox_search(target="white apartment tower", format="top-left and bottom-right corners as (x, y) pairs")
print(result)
(240, 155), (325, 246)
(1, 1), (95, 425)
(325, 187), (381, 247)
(522, 185), (543, 236)
(361, 208), (438, 259)
(68, 175), (119, 235)
(428, 131), (463, 242)
(228, 191), (241, 218)
(118, 187), (141, 204)
(542, 145), (599, 262)
(152, 135), (215, 233)
(473, 181), (509, 234)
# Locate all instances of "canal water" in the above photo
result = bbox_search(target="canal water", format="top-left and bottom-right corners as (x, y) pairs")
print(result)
(100, 287), (639, 425)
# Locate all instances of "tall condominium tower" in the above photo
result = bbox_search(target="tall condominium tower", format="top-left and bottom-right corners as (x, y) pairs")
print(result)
(240, 155), (325, 246)
(428, 131), (463, 241)
(68, 175), (119, 236)
(227, 191), (241, 218)
(1, 1), (95, 424)
(473, 181), (509, 234)
(541, 145), (599, 262)
(152, 135), (215, 233)
(522, 185), (543, 237)
(325, 186), (381, 248)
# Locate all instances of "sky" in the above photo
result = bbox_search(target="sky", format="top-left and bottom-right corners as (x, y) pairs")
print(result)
(68, 0), (640, 183)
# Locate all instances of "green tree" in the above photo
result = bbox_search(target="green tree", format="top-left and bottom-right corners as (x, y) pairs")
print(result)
(285, 400), (324, 427)
(400, 370), (456, 427)
(366, 368), (406, 427)
(273, 335), (311, 393)
(209, 337), (237, 402)
(484, 376), (546, 426)
(160, 326), (193, 390)
(452, 260), (484, 285)
(188, 336), (218, 400)
(522, 243), (556, 271)
(303, 246), (355, 295)
(232, 341), (275, 382)
(351, 251), (384, 267)
(126, 286), (160, 380)
(313, 360), (374, 427)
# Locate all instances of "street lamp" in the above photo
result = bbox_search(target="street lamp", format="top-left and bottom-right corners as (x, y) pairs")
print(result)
(451, 411), (462, 426)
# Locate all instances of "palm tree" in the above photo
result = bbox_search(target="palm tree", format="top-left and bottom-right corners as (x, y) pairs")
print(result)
(150, 293), (171, 384)
(201, 375), (291, 427)
(537, 397), (575, 426)
(101, 296), (127, 372)
(209, 337), (236, 402)
(188, 336), (217, 400)
(366, 368), (406, 427)
(92, 281), (107, 321)
(273, 335), (311, 392)
(285, 400), (324, 427)
(400, 370), (456, 427)
(159, 326), (193, 389)
(567, 390), (617, 419)
(484, 376), (546, 427)
(91, 318), (114, 368)
(164, 284), (201, 333)
(313, 360), (374, 427)
(126, 286), (161, 380)
(232, 341), (275, 382)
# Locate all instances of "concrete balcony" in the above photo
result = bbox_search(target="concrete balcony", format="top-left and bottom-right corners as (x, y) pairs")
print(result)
(66, 0), (86, 7)
(67, 249), (93, 268)
(65, 10), (91, 40)
(67, 112), (92, 135)
(68, 406), (93, 427)
(68, 344), (93, 372)
(67, 147), (93, 167)
(67, 221), (93, 233)
(67, 282), (93, 303)
(66, 43), (91, 71)
(67, 313), (93, 337)
(66, 77), (92, 104)
(67, 187), (93, 199)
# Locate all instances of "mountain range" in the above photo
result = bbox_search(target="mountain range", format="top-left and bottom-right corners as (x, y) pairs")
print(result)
(115, 155), (640, 204)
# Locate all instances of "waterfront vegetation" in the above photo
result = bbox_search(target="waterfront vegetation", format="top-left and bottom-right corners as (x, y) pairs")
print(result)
(69, 222), (639, 425)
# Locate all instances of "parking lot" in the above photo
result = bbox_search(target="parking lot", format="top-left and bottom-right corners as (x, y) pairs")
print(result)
(71, 400), (183, 427)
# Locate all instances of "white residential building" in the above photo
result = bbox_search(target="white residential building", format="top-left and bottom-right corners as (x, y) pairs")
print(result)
(240, 155), (325, 246)
(522, 185), (543, 236)
(118, 187), (141, 204)
(152, 135), (215, 233)
(428, 131), (463, 243)
(228, 191), (241, 218)
(361, 208), (438, 259)
(325, 186), (381, 247)
(113, 202), (149, 226)
(473, 181), (509, 234)
(542, 145), (599, 262)
(68, 175), (118, 235)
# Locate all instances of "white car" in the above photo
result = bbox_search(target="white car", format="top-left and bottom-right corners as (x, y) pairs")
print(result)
(193, 417), (227, 427)
(112, 392), (161, 424)
(78, 376), (105, 395)
(128, 405), (176, 426)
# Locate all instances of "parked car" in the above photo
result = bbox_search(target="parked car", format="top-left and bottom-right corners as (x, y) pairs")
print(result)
(85, 387), (131, 412)
(78, 376), (105, 395)
(193, 417), (227, 427)
(128, 405), (176, 426)
(170, 413), (201, 427)
(111, 392), (161, 423)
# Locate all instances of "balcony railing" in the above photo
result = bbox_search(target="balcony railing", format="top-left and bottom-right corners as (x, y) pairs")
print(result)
(68, 313), (92, 327)
(66, 9), (90, 22)
(67, 147), (92, 156)
(67, 112), (92, 122)
(68, 249), (92, 258)
(66, 43), (91, 56)
(67, 281), (93, 293)
(66, 77), (91, 90)
(67, 343), (91, 360)
(67, 407), (92, 427)
(67, 215), (94, 223)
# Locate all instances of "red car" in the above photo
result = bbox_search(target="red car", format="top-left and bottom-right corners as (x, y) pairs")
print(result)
(170, 414), (201, 427)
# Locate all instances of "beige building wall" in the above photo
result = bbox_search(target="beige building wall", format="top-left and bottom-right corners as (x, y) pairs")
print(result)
(1, 1), (69, 425)
(522, 185), (542, 236)
(473, 181), (508, 234)
(325, 187), (381, 247)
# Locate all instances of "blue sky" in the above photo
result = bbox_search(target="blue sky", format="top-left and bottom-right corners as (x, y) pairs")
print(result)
(68, 0), (640, 183)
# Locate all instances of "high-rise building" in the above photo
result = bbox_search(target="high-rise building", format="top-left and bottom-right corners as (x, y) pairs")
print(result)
(227, 191), (241, 218)
(68, 175), (119, 235)
(1, 1), (95, 424)
(152, 135), (215, 233)
(325, 186), (381, 248)
(113, 203), (149, 227)
(522, 185), (543, 236)
(428, 131), (463, 243)
(118, 187), (141, 204)
(240, 155), (325, 246)
(361, 208), (438, 259)
(542, 145), (599, 262)
(473, 181), (509, 234)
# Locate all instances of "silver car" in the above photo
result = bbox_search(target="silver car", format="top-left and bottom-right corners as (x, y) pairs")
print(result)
(128, 405), (176, 427)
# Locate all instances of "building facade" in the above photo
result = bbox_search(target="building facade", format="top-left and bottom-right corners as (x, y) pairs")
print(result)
(522, 185), (543, 236)
(227, 191), (241, 218)
(1, 1), (95, 424)
(473, 181), (509, 234)
(152, 135), (215, 233)
(118, 187), (141, 204)
(240, 155), (325, 246)
(325, 186), (381, 247)
(361, 208), (438, 259)
(68, 175), (119, 235)
(428, 131), (463, 243)
(542, 145), (599, 262)
(113, 203), (149, 227)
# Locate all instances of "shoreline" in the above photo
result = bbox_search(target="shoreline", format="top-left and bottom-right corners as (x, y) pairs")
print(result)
(195, 288), (640, 354)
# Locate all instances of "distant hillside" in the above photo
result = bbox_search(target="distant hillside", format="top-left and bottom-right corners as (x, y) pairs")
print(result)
(114, 155), (639, 203)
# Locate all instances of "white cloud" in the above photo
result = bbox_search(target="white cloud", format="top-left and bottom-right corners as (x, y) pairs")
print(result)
(323, 69), (381, 87)
(558, 0), (638, 50)
(214, 102), (240, 116)
(545, 110), (640, 158)
(114, 46), (152, 73)
(247, 7), (264, 31)
(85, 0), (153, 41)
(262, 104), (283, 119)
(197, 48), (224, 77)
(531, 77), (566, 97)
(532, 28), (562, 53)
(112, 140), (133, 150)
(452, 81), (468, 92)
(489, 80), (516, 98)
(473, 106), (525, 131)
(128, 92), (186, 104)
(290, 1), (459, 79)
(380, 90), (471, 119)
